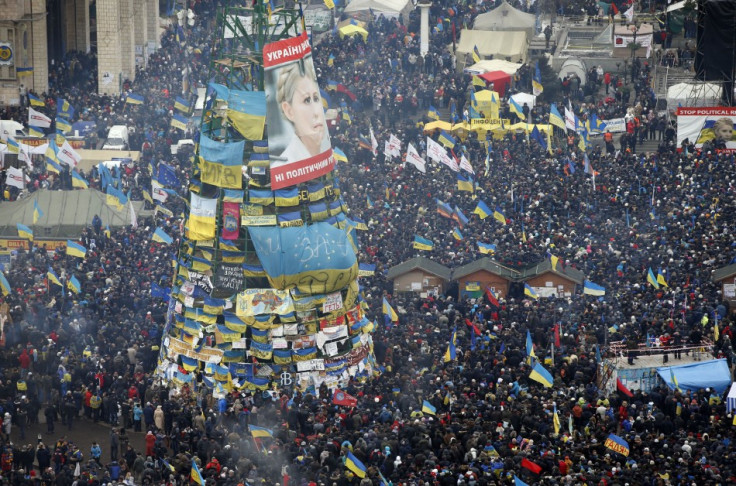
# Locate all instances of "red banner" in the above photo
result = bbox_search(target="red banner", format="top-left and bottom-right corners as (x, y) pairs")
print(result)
(332, 388), (357, 407)
(221, 202), (240, 240)
(262, 32), (311, 68)
(270, 149), (335, 190)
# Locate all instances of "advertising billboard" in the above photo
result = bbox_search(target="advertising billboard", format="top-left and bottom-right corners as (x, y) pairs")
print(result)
(263, 32), (334, 190)
(677, 106), (736, 151)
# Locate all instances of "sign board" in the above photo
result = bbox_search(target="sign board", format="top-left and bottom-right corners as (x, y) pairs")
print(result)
(214, 263), (246, 292)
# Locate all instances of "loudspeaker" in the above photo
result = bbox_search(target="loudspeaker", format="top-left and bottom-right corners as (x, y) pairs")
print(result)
(695, 0), (736, 82)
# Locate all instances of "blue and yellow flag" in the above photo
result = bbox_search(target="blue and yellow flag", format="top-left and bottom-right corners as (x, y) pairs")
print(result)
(333, 147), (348, 163)
(344, 451), (366, 478)
(526, 329), (536, 358)
(509, 97), (526, 120)
(647, 268), (659, 289)
(549, 103), (566, 130)
(443, 326), (457, 362)
(152, 227), (174, 245)
(657, 268), (669, 287)
(227, 89), (267, 140)
(604, 434), (630, 457)
(472, 45), (481, 63)
(670, 367), (681, 392)
(55, 117), (72, 134)
(106, 186), (128, 210)
(66, 240), (87, 258)
(524, 283), (538, 300)
(125, 93), (144, 105)
(67, 275), (81, 294)
(199, 134), (245, 189)
(33, 200), (43, 224)
(413, 235), (434, 251)
(16, 223), (33, 241)
(439, 130), (456, 149)
(56, 98), (75, 119)
(249, 425), (274, 437)
(28, 93), (45, 107)
(190, 460), (204, 485)
(428, 105), (440, 120)
(47, 267), (62, 287)
(0, 271), (10, 295)
(474, 200), (491, 219)
(493, 207), (506, 225)
(451, 228), (463, 241)
(174, 96), (190, 113)
(328, 54), (335, 66)
(382, 297), (399, 322)
(477, 242), (496, 254)
(529, 362), (554, 387)
(71, 170), (89, 189)
(28, 126), (45, 138)
(457, 173), (474, 192)
(170, 113), (188, 131)
(421, 400), (436, 415)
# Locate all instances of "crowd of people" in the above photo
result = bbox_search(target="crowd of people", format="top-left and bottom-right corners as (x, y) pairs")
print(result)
(0, 0), (732, 485)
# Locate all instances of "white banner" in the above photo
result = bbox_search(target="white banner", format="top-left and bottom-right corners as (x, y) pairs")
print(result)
(5, 166), (24, 189)
(613, 33), (653, 58)
(387, 134), (401, 158)
(56, 141), (81, 167)
(426, 136), (458, 171)
(152, 180), (168, 202)
(28, 108), (51, 128)
(459, 154), (474, 174)
(405, 143), (427, 173)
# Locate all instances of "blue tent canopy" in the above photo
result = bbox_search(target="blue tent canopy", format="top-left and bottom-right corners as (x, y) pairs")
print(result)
(657, 359), (732, 394)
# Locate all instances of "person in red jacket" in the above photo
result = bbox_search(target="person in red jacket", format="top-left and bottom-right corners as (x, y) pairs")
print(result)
(604, 72), (611, 94)
(18, 349), (30, 378)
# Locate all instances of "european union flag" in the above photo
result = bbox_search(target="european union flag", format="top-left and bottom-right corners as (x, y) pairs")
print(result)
(157, 163), (180, 187)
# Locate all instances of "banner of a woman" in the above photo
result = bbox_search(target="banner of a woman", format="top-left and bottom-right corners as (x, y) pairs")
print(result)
(677, 106), (736, 151)
(263, 32), (335, 190)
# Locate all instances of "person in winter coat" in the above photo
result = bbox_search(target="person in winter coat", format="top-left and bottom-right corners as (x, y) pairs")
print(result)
(153, 405), (164, 431)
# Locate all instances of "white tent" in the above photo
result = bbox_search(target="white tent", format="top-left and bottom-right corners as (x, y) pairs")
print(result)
(473, 0), (536, 37)
(343, 0), (412, 19)
(510, 92), (536, 109)
(455, 30), (528, 70)
(463, 59), (522, 76)
(667, 82), (722, 111)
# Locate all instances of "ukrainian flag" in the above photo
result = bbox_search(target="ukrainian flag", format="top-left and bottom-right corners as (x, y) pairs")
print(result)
(669, 368), (681, 392)
(152, 227), (174, 244)
(57, 98), (75, 118)
(328, 54), (335, 66)
(71, 171), (89, 189)
(344, 451), (366, 478)
(421, 400), (436, 415)
(0, 271), (10, 296)
(382, 297), (399, 322)
(125, 93), (144, 105)
(451, 228), (463, 240)
(275, 187), (300, 206)
(227, 89), (267, 140)
(333, 147), (348, 163)
(28, 93), (45, 107)
(526, 329), (536, 359)
(106, 186), (128, 210)
(28, 126), (45, 138)
(428, 105), (440, 120)
(170, 113), (188, 131)
(343, 111), (352, 124)
(443, 326), (457, 362)
(16, 223), (33, 241)
(55, 117), (72, 134)
(47, 267), (62, 286)
(509, 97), (526, 120)
(477, 242), (496, 254)
(529, 362), (554, 387)
(66, 240), (87, 258)
(190, 460), (204, 485)
(549, 103), (566, 130)
(33, 200), (43, 224)
(493, 207), (506, 225)
(657, 268), (669, 287)
(413, 235), (434, 251)
(582, 280), (605, 296)
(366, 195), (373, 209)
(6, 138), (19, 154)
(174, 96), (190, 113)
(438, 130), (456, 149)
(474, 200), (491, 219)
(524, 283), (538, 300)
(249, 425), (274, 437)
(647, 268), (659, 289)
(553, 404), (561, 435)
(472, 45), (481, 63)
(67, 275), (81, 294)
(457, 173), (474, 192)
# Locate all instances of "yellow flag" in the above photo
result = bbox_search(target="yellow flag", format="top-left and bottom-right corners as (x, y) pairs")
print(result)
(324, 0), (335, 7)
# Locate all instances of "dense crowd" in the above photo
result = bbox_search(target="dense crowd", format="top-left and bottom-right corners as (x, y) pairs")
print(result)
(0, 0), (732, 485)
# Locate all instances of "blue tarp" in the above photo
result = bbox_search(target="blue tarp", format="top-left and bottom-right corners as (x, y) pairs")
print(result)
(248, 222), (358, 295)
(656, 359), (732, 394)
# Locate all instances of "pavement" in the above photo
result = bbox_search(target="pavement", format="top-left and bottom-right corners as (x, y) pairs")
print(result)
(7, 413), (148, 467)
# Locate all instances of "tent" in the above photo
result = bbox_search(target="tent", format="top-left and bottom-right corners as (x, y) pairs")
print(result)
(338, 24), (368, 40)
(464, 59), (522, 76)
(455, 30), (528, 71)
(473, 0), (536, 38)
(478, 71), (512, 97)
(510, 92), (536, 109)
(0, 189), (152, 238)
(343, 0), (412, 20)
(656, 359), (732, 394)
(667, 82), (722, 111)
(727, 382), (736, 413)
